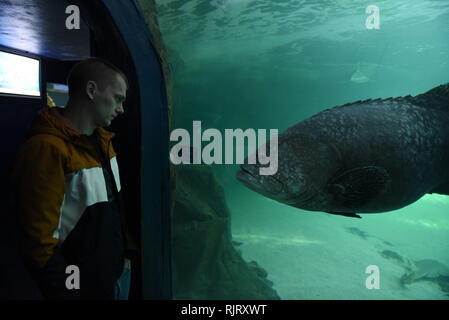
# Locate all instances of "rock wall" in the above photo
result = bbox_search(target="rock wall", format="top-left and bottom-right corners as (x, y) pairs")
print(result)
(172, 165), (280, 299)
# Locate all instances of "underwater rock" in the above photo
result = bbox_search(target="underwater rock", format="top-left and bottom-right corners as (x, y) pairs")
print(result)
(172, 165), (280, 299)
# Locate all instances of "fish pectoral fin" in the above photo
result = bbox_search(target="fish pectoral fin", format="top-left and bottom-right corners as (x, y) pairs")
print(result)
(326, 183), (346, 195)
(325, 211), (362, 219)
(327, 166), (390, 207)
(428, 181), (449, 196)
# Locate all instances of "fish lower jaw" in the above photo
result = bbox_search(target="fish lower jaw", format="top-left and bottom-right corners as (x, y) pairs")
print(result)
(236, 171), (281, 199)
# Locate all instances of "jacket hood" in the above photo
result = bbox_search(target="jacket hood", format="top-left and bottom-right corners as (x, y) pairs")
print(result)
(28, 105), (115, 143)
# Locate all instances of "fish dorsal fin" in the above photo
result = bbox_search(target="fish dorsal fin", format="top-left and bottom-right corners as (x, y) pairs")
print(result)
(411, 84), (449, 111)
(424, 83), (449, 98)
(325, 83), (449, 112)
(331, 98), (388, 110)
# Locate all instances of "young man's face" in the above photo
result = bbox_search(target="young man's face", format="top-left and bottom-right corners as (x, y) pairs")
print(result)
(91, 73), (127, 128)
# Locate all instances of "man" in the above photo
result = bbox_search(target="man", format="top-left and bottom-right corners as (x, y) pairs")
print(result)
(10, 57), (136, 300)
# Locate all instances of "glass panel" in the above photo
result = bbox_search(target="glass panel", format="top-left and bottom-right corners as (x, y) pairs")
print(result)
(156, 0), (449, 300)
(46, 82), (69, 107)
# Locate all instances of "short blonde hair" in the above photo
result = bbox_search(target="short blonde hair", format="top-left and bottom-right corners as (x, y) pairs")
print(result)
(67, 57), (128, 98)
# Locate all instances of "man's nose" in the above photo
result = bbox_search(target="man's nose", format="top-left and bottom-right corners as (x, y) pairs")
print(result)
(117, 103), (124, 115)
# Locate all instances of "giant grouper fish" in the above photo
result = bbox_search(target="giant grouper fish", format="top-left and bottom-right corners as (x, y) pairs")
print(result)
(236, 83), (449, 218)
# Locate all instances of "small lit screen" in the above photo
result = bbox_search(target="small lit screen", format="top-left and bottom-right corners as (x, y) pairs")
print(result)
(0, 51), (40, 97)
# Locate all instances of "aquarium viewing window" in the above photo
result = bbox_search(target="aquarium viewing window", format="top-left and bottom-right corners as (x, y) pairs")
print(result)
(0, 50), (40, 97)
(47, 83), (68, 93)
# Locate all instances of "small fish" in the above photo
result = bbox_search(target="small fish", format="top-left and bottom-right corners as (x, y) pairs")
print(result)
(380, 250), (405, 264)
(345, 227), (370, 239)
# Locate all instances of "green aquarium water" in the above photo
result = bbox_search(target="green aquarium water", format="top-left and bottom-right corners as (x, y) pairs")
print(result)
(155, 0), (449, 299)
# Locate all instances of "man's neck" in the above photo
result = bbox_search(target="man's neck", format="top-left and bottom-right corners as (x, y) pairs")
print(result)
(61, 101), (96, 135)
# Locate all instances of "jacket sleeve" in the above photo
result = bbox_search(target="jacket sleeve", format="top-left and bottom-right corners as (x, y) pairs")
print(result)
(10, 137), (79, 299)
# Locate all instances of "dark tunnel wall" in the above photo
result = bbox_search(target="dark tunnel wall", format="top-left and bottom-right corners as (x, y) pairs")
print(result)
(0, 0), (171, 299)
(0, 97), (45, 299)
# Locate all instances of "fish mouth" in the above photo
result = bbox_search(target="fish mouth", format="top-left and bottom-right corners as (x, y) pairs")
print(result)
(237, 164), (255, 177)
(236, 165), (258, 185)
(236, 164), (283, 198)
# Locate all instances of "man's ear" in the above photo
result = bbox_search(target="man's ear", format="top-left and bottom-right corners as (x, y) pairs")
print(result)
(86, 80), (97, 100)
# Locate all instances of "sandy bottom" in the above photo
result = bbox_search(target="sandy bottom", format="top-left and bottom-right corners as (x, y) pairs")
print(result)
(227, 183), (449, 300)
